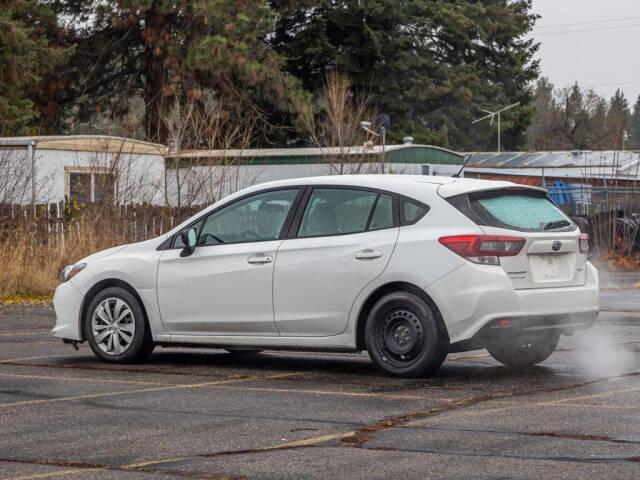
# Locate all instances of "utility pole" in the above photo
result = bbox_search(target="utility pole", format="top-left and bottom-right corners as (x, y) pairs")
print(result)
(361, 121), (386, 173)
(473, 102), (520, 153)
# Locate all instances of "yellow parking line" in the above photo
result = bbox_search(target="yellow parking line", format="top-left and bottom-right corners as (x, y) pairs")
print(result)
(556, 402), (640, 411)
(0, 368), (449, 400)
(1, 469), (85, 480)
(270, 431), (355, 448)
(0, 372), (166, 386)
(412, 383), (640, 424)
(0, 354), (86, 364)
(212, 384), (450, 401)
(0, 331), (46, 337)
(0, 372), (301, 409)
(0, 429), (355, 480)
(120, 456), (190, 469)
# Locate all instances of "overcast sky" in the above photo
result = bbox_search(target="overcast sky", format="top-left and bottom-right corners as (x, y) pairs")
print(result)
(530, 0), (640, 104)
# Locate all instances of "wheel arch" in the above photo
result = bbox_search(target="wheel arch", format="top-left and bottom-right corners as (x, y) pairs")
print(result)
(355, 281), (449, 351)
(78, 278), (149, 341)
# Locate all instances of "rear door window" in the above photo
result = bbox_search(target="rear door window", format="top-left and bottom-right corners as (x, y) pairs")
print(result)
(298, 188), (378, 237)
(368, 194), (394, 230)
(448, 189), (575, 232)
(297, 188), (398, 237)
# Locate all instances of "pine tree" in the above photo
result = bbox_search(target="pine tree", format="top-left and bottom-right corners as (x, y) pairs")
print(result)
(0, 1), (70, 134)
(270, 0), (539, 150)
(49, 0), (306, 143)
(528, 77), (563, 150)
(606, 89), (631, 150)
(629, 95), (640, 149)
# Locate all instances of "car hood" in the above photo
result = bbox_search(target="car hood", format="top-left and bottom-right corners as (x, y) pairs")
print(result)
(78, 244), (128, 264)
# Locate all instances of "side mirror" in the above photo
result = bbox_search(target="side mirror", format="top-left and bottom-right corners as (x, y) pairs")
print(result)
(179, 227), (198, 257)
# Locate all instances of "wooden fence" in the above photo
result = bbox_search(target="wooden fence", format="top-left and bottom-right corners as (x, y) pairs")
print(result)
(0, 201), (203, 245)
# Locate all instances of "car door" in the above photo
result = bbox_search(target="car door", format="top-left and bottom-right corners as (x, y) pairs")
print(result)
(273, 187), (400, 336)
(157, 188), (301, 336)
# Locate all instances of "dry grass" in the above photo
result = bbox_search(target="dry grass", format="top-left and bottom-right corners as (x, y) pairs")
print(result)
(0, 210), (130, 297)
(598, 252), (640, 272)
(0, 203), (197, 298)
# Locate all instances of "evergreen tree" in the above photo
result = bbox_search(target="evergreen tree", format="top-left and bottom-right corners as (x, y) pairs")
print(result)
(48, 0), (306, 142)
(527, 81), (616, 151)
(270, 0), (539, 150)
(606, 89), (630, 150)
(528, 77), (563, 150)
(0, 1), (70, 134)
(629, 95), (640, 149)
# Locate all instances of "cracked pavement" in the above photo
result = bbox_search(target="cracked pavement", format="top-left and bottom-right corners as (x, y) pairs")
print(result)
(1, 292), (639, 480)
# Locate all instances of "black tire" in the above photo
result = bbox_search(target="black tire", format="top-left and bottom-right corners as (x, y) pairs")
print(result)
(486, 331), (559, 367)
(85, 287), (155, 363)
(226, 349), (263, 358)
(364, 292), (448, 377)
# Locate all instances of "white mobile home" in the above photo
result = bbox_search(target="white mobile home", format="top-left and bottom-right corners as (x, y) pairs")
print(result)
(0, 136), (166, 206)
(0, 136), (465, 207)
(165, 144), (465, 206)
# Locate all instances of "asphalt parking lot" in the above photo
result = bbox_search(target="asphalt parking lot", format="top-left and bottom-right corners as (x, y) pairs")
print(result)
(1, 289), (640, 480)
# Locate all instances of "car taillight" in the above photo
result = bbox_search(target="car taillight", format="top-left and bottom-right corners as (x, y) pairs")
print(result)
(579, 233), (589, 254)
(439, 235), (525, 266)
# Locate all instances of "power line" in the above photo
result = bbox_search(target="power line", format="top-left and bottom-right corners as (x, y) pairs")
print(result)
(585, 80), (640, 88)
(534, 16), (640, 30)
(535, 23), (640, 36)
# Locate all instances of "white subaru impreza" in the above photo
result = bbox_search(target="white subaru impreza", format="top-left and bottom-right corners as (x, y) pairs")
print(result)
(53, 175), (599, 377)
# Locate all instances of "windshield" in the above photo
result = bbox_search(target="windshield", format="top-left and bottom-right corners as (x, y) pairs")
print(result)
(447, 189), (575, 232)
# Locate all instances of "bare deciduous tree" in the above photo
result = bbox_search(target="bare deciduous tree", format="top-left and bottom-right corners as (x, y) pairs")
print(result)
(296, 72), (384, 174)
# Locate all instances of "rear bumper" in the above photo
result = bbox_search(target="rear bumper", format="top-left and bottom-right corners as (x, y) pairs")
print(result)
(426, 260), (599, 344)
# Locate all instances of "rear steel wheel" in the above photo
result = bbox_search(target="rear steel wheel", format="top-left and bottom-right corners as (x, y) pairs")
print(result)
(380, 309), (425, 368)
(365, 292), (447, 377)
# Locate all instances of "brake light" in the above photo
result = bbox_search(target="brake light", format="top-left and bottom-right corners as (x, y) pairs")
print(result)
(579, 233), (589, 254)
(439, 235), (525, 265)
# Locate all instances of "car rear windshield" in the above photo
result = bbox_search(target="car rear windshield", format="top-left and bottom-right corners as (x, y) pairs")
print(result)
(446, 188), (575, 232)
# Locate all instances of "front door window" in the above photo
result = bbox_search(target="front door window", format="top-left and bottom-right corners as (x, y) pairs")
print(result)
(198, 189), (299, 245)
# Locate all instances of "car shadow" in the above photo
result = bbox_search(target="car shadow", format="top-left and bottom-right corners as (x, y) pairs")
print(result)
(55, 347), (569, 387)
(147, 348), (563, 384)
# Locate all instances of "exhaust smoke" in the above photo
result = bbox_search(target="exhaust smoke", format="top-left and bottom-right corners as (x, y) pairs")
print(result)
(564, 324), (637, 378)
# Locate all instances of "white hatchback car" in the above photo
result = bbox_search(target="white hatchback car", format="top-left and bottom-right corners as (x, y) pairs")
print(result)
(53, 175), (599, 377)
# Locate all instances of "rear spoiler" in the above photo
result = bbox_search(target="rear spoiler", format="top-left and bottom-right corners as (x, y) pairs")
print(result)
(438, 182), (547, 199)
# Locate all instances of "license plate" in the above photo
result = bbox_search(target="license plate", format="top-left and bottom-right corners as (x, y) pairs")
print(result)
(530, 254), (566, 281)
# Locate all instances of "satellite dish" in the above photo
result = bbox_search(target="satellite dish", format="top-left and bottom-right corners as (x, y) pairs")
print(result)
(374, 113), (391, 132)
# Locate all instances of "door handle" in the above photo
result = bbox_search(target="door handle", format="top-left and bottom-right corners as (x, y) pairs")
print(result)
(355, 249), (382, 260)
(247, 254), (273, 264)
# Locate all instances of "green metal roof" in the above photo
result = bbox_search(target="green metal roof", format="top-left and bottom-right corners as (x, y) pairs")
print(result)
(167, 144), (464, 166)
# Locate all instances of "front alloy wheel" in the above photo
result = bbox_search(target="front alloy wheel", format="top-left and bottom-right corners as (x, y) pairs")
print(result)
(85, 286), (154, 363)
(91, 298), (136, 356)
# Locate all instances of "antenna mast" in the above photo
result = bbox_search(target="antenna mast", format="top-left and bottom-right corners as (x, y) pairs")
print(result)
(472, 102), (520, 153)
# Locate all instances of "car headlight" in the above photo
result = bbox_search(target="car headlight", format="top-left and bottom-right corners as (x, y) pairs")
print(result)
(59, 263), (87, 283)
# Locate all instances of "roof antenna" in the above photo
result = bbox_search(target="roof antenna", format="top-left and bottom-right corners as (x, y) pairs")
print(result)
(452, 153), (472, 178)
(472, 102), (519, 153)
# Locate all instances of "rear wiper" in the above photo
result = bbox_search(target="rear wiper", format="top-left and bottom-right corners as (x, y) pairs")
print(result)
(542, 220), (570, 231)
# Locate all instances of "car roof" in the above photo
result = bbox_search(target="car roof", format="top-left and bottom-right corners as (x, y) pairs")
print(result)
(240, 174), (542, 198)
